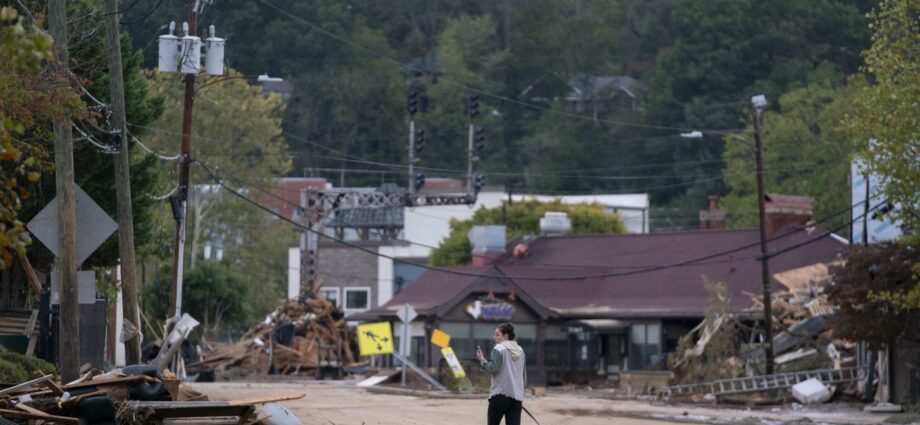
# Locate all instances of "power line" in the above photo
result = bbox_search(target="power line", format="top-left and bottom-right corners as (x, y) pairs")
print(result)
(195, 160), (875, 282)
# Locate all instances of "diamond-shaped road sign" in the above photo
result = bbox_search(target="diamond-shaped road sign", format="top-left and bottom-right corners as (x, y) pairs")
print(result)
(397, 303), (417, 324)
(26, 184), (118, 266)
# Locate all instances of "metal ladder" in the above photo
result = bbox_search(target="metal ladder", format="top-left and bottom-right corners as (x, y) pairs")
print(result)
(666, 366), (868, 398)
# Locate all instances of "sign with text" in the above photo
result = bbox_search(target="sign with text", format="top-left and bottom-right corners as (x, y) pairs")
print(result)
(441, 346), (466, 378)
(465, 299), (515, 321)
(357, 322), (394, 356)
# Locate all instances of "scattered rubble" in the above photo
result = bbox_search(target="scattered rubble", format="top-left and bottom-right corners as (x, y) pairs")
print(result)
(0, 363), (305, 424)
(192, 298), (363, 376)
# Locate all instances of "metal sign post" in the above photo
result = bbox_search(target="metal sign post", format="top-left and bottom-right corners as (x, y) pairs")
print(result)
(396, 304), (417, 386)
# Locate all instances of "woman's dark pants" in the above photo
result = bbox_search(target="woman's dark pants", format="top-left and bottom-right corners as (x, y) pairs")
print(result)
(487, 394), (522, 425)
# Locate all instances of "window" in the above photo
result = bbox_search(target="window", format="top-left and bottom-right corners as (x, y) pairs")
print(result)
(344, 287), (370, 312)
(629, 323), (662, 370)
(319, 287), (339, 307)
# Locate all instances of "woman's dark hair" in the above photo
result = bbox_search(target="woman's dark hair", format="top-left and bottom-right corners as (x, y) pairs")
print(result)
(498, 323), (515, 340)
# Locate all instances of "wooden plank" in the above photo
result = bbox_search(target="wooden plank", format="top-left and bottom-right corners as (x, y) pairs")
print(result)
(17, 253), (43, 300)
(226, 393), (305, 406)
(41, 379), (65, 396)
(9, 405), (79, 424)
(63, 374), (156, 389)
(24, 310), (39, 336)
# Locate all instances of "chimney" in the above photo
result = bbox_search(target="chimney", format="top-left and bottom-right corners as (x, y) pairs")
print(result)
(699, 195), (726, 230)
(468, 225), (506, 267)
(540, 212), (572, 236)
(764, 194), (813, 237)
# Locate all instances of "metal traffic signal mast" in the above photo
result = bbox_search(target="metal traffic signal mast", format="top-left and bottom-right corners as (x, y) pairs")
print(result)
(298, 91), (486, 298)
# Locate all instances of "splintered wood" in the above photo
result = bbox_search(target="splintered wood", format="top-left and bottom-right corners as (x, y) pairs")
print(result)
(194, 298), (361, 375)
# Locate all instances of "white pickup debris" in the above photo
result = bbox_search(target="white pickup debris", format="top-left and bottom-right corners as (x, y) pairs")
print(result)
(792, 378), (832, 404)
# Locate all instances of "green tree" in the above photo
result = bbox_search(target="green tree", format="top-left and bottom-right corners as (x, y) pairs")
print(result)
(143, 68), (291, 266)
(646, 0), (869, 210)
(430, 199), (626, 266)
(0, 7), (79, 269)
(142, 260), (254, 338)
(847, 0), (920, 243)
(720, 81), (864, 232)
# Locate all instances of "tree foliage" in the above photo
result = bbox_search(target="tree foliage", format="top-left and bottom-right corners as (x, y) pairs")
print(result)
(0, 7), (78, 269)
(847, 0), (920, 243)
(720, 81), (864, 232)
(142, 260), (255, 338)
(429, 199), (626, 266)
(828, 242), (920, 348)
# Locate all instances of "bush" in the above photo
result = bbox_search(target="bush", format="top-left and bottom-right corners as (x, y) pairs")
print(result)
(0, 358), (28, 383)
(0, 352), (58, 376)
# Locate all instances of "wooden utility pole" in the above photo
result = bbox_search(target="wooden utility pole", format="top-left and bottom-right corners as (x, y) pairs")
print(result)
(168, 0), (198, 319)
(752, 102), (774, 376)
(48, 0), (80, 382)
(104, 0), (142, 364)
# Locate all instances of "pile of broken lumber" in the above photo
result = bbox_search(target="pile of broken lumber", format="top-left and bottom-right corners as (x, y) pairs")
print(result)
(0, 366), (304, 424)
(743, 262), (857, 370)
(194, 298), (362, 375)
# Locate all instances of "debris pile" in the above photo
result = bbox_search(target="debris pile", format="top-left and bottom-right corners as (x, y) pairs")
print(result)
(0, 364), (305, 424)
(667, 263), (864, 402)
(193, 298), (362, 375)
(742, 262), (857, 372)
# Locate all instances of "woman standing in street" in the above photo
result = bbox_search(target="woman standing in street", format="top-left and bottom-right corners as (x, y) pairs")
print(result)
(476, 322), (526, 425)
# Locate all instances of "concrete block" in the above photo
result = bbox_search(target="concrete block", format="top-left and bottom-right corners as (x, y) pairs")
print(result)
(791, 378), (831, 404)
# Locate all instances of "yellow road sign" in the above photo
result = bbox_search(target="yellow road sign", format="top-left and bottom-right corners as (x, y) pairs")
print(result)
(431, 329), (451, 348)
(441, 347), (466, 378)
(357, 322), (394, 356)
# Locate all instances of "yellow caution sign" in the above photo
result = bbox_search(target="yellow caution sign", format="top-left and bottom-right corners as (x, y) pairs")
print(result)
(441, 347), (466, 378)
(431, 329), (451, 348)
(357, 322), (395, 356)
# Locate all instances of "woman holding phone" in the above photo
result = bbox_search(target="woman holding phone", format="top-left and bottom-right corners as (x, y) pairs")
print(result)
(476, 322), (526, 425)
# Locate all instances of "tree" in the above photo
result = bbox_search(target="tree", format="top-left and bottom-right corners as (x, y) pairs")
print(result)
(847, 0), (920, 243)
(720, 81), (864, 232)
(827, 242), (920, 349)
(0, 7), (79, 269)
(142, 68), (291, 266)
(646, 0), (870, 209)
(429, 199), (626, 266)
(142, 260), (254, 338)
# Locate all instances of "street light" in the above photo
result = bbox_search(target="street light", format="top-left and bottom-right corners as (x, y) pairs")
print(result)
(680, 94), (775, 375)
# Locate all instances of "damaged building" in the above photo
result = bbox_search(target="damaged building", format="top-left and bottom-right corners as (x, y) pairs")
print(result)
(358, 195), (848, 386)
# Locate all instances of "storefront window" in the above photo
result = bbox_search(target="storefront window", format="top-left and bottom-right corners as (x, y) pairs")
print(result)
(515, 324), (537, 365)
(629, 323), (662, 370)
(543, 326), (569, 368)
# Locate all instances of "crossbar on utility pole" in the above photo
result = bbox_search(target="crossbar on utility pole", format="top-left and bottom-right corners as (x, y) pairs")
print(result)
(48, 0), (80, 382)
(752, 97), (774, 375)
(104, 0), (142, 364)
(169, 0), (198, 320)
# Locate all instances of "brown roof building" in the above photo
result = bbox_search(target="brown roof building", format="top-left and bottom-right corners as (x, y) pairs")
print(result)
(359, 196), (847, 384)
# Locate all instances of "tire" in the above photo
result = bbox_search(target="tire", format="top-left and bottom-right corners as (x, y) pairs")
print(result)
(122, 364), (166, 400)
(76, 396), (116, 424)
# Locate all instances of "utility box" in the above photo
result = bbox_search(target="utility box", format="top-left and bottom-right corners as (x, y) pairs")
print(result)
(205, 25), (224, 76)
(180, 22), (201, 74)
(157, 22), (179, 72)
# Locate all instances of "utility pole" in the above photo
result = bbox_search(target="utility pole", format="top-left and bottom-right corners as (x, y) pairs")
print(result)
(48, 0), (80, 382)
(407, 91), (419, 195)
(169, 0), (198, 319)
(751, 95), (774, 375)
(466, 94), (480, 194)
(104, 0), (142, 364)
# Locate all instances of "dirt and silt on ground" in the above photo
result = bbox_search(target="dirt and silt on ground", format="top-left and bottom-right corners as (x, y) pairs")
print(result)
(193, 379), (886, 425)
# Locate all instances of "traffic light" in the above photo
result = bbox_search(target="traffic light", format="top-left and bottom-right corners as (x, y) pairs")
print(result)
(472, 172), (485, 193)
(413, 171), (425, 192)
(473, 127), (485, 159)
(468, 94), (480, 118)
(414, 129), (426, 154)
(408, 91), (418, 115)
